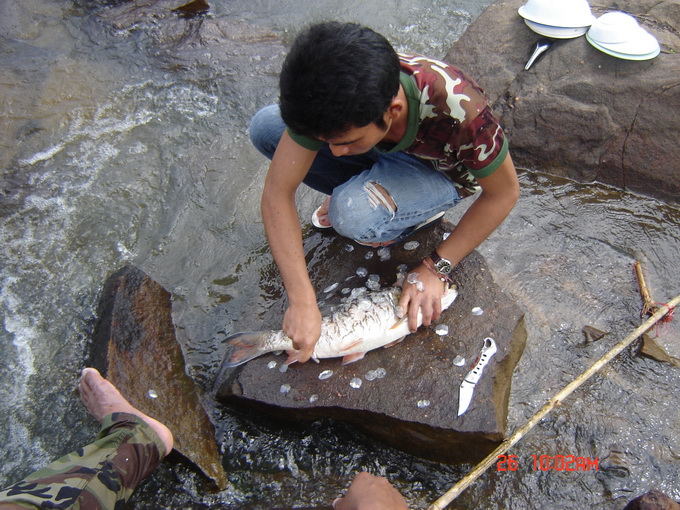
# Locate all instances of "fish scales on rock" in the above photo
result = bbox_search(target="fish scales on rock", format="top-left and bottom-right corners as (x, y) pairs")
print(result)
(223, 285), (458, 366)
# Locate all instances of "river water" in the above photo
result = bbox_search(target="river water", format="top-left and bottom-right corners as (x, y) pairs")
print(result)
(1, 0), (678, 508)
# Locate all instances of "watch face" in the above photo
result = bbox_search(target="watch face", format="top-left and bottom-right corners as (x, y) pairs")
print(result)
(435, 258), (452, 274)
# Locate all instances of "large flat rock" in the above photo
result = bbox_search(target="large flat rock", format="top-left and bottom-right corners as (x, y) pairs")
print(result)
(445, 0), (680, 204)
(214, 222), (526, 464)
(89, 266), (228, 489)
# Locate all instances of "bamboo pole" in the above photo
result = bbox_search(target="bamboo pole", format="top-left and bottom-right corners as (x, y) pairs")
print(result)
(428, 294), (680, 510)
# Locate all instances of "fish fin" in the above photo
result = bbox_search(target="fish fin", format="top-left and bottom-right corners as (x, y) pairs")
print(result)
(339, 338), (363, 352)
(341, 352), (367, 365)
(285, 351), (300, 365)
(222, 331), (270, 367)
(389, 317), (408, 330)
(383, 336), (407, 348)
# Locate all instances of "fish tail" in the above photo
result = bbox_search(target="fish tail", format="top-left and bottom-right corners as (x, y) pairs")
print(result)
(222, 331), (270, 367)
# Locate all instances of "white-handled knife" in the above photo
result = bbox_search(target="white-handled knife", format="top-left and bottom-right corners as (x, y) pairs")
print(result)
(457, 337), (497, 416)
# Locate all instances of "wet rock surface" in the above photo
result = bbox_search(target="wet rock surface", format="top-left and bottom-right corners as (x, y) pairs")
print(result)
(446, 0), (680, 204)
(90, 266), (228, 489)
(624, 490), (680, 510)
(214, 221), (527, 464)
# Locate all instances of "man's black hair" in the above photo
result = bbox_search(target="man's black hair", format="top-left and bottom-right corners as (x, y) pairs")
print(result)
(279, 22), (401, 140)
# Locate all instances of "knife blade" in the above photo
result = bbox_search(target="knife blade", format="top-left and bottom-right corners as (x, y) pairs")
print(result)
(457, 337), (497, 416)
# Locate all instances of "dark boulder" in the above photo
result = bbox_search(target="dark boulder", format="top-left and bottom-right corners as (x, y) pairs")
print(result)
(624, 490), (680, 510)
(445, 0), (680, 204)
(90, 266), (228, 489)
(214, 222), (527, 464)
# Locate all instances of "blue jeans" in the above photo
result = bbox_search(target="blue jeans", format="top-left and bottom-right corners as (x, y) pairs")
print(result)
(249, 105), (462, 244)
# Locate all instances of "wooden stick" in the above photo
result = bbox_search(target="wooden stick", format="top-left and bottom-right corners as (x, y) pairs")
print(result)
(634, 261), (656, 316)
(428, 294), (680, 510)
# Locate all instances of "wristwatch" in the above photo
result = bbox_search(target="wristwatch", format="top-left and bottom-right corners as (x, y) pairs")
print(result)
(429, 249), (453, 276)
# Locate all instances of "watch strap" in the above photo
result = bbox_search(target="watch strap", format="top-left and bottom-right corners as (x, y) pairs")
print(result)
(430, 250), (452, 273)
(425, 251), (453, 283)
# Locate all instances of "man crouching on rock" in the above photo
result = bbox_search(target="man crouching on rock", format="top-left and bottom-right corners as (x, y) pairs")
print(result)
(250, 22), (519, 363)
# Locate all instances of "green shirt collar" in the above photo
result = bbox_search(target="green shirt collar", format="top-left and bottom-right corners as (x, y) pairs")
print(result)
(375, 71), (419, 154)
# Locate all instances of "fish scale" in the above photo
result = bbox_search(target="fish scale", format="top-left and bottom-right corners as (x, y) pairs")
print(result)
(221, 285), (458, 367)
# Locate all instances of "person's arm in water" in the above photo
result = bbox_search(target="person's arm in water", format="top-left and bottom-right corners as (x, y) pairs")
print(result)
(333, 472), (409, 510)
(398, 152), (520, 331)
(261, 130), (321, 363)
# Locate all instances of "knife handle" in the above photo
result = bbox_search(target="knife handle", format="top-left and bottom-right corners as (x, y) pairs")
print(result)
(464, 337), (497, 384)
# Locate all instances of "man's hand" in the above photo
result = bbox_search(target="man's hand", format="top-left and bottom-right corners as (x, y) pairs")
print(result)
(333, 472), (408, 510)
(395, 153), (519, 332)
(283, 301), (322, 363)
(398, 264), (446, 332)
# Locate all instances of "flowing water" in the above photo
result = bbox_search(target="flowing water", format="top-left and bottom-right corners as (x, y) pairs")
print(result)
(1, 0), (679, 508)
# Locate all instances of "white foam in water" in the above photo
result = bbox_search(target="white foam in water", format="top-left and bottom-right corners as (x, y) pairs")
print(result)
(3, 414), (51, 474)
(0, 90), (179, 477)
(18, 142), (66, 166)
(0, 286), (52, 471)
(116, 241), (133, 259)
(24, 194), (74, 216)
(2, 284), (37, 381)
(19, 100), (153, 168)
(128, 141), (148, 154)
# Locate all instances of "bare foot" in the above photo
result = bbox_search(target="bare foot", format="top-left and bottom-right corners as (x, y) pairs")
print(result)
(315, 195), (332, 227)
(79, 368), (174, 455)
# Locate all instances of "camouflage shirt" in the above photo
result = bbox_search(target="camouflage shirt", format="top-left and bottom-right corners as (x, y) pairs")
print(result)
(288, 53), (509, 197)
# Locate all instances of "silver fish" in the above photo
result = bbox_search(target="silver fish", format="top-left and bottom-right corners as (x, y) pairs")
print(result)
(222, 284), (458, 367)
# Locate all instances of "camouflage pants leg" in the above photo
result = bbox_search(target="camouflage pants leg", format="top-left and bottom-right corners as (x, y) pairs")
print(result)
(0, 412), (166, 510)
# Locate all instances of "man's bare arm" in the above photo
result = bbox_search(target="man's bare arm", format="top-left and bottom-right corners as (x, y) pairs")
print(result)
(399, 152), (520, 331)
(261, 131), (321, 362)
